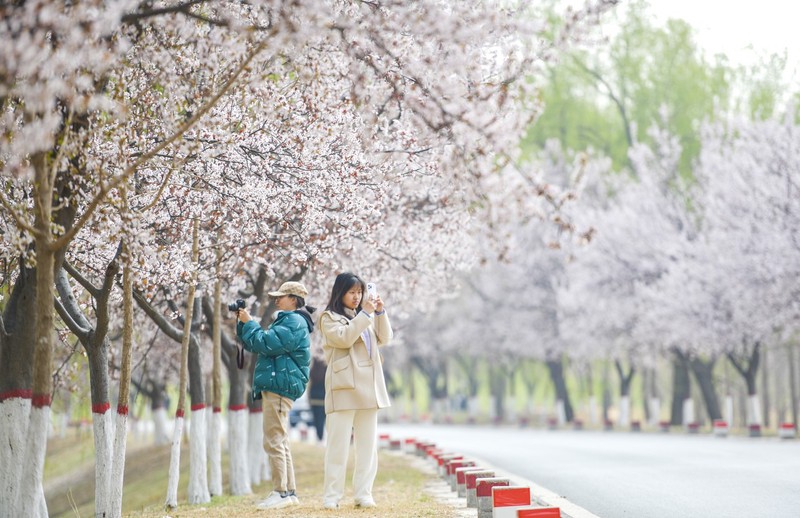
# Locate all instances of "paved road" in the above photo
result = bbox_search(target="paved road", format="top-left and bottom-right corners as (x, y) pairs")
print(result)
(378, 423), (800, 518)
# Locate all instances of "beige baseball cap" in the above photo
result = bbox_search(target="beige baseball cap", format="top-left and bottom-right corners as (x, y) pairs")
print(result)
(268, 281), (308, 299)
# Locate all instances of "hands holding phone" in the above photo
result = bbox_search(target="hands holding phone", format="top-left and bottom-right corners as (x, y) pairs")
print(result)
(364, 282), (384, 314)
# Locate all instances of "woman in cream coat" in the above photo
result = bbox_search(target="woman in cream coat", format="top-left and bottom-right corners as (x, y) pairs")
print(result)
(319, 272), (393, 509)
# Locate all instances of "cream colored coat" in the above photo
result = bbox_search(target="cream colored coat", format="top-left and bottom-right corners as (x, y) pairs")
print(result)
(320, 309), (393, 414)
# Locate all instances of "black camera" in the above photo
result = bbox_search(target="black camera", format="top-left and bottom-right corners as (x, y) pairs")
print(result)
(227, 299), (245, 312)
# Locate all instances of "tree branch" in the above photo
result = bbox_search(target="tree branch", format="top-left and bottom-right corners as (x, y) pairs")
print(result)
(727, 352), (748, 378)
(571, 56), (635, 153)
(121, 0), (208, 24)
(51, 41), (268, 252)
(63, 261), (99, 299)
(54, 269), (92, 344)
(133, 290), (183, 343)
(93, 245), (122, 343)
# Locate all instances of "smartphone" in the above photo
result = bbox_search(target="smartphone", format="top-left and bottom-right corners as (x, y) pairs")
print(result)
(366, 282), (378, 301)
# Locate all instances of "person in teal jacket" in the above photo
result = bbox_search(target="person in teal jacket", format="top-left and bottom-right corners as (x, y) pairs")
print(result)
(236, 281), (314, 510)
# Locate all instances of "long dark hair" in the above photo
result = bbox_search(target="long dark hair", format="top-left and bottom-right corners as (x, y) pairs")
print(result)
(324, 272), (366, 318)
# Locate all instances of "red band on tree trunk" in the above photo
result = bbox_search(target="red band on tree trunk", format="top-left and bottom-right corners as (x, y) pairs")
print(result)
(32, 394), (52, 408)
(176, 409), (185, 418)
(92, 402), (111, 414)
(117, 405), (129, 415)
(191, 403), (206, 411)
(0, 389), (33, 402)
(229, 404), (247, 411)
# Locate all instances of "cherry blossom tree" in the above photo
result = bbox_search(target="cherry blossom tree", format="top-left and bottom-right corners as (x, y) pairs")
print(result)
(2, 1), (617, 514)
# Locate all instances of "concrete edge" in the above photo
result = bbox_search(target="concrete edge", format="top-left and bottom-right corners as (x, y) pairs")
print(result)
(446, 452), (602, 518)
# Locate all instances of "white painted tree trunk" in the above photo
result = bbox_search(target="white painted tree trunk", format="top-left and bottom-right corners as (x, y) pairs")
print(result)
(507, 396), (517, 423)
(682, 398), (695, 426)
(432, 398), (447, 423)
(16, 404), (49, 517)
(618, 396), (631, 427)
(1, 396), (31, 517)
(724, 395), (734, 426)
(110, 408), (129, 518)
(248, 410), (269, 485)
(165, 415), (184, 509)
(555, 399), (566, 425)
(747, 394), (762, 426)
(588, 396), (599, 425)
(488, 396), (498, 421)
(153, 407), (170, 445)
(93, 408), (113, 517)
(525, 398), (536, 419)
(467, 397), (479, 421)
(208, 408), (223, 496)
(188, 407), (211, 504)
(228, 408), (252, 495)
(648, 397), (661, 426)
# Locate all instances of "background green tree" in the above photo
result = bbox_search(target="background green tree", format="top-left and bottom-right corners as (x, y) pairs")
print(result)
(523, 0), (733, 177)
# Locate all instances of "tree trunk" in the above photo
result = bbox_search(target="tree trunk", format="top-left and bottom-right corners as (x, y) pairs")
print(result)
(208, 264), (223, 497)
(761, 346), (770, 428)
(57, 255), (120, 517)
(546, 357), (574, 422)
(111, 247), (135, 517)
(200, 296), (251, 493)
(411, 356), (448, 422)
(0, 262), (37, 513)
(789, 341), (798, 428)
(151, 386), (171, 445)
(601, 358), (611, 422)
(166, 220), (200, 509)
(247, 363), (268, 486)
(186, 301), (209, 505)
(728, 342), (762, 425)
(489, 363), (507, 423)
(688, 355), (722, 421)
(19, 166), (56, 517)
(614, 359), (635, 427)
(670, 349), (691, 425)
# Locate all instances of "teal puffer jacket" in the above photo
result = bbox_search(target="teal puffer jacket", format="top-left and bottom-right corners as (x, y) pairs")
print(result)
(237, 310), (312, 401)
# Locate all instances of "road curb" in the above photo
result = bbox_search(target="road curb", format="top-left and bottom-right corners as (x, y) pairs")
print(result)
(386, 436), (601, 518)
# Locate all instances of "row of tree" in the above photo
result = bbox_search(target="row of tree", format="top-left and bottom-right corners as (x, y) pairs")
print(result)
(394, 1), (799, 433)
(0, 1), (615, 516)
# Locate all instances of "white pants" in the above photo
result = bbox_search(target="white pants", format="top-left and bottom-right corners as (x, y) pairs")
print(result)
(323, 408), (378, 504)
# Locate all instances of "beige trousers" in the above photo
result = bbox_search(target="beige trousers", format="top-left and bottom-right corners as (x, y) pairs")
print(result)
(322, 408), (378, 504)
(261, 391), (295, 493)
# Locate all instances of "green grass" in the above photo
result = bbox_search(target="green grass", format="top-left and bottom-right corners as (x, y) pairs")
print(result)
(44, 434), (459, 518)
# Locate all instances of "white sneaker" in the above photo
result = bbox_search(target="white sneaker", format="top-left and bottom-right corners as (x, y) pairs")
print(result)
(355, 497), (376, 508)
(256, 491), (295, 509)
(323, 500), (339, 510)
(289, 493), (300, 505)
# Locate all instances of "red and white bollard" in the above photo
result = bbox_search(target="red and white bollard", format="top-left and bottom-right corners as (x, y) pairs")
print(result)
(456, 467), (482, 498)
(476, 477), (510, 518)
(437, 453), (462, 477)
(490, 485), (532, 518)
(447, 459), (474, 490)
(403, 437), (417, 453)
(778, 422), (796, 439)
(713, 419), (729, 437)
(465, 470), (495, 508)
